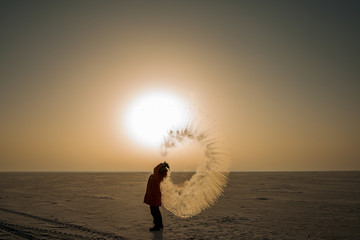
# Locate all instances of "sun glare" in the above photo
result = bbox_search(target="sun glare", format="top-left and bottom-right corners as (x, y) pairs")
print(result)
(124, 90), (191, 149)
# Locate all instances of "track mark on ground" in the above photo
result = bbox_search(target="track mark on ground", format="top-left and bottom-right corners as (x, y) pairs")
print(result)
(0, 208), (126, 240)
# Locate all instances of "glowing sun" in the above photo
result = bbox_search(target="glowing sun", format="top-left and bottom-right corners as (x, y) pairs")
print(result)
(124, 90), (191, 148)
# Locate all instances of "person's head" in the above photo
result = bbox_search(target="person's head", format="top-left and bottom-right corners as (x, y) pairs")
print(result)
(159, 162), (170, 178)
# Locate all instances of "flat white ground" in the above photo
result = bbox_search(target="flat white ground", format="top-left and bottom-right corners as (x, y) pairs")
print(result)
(0, 172), (359, 239)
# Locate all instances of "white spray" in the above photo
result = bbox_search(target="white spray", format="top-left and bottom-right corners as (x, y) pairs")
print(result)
(160, 125), (230, 218)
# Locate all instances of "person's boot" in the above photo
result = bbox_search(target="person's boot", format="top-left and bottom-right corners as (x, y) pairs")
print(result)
(149, 226), (161, 231)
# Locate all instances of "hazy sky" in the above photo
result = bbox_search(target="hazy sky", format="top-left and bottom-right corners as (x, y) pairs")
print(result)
(1, 1), (359, 171)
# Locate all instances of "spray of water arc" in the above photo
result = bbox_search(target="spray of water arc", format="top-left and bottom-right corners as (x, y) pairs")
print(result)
(160, 126), (230, 218)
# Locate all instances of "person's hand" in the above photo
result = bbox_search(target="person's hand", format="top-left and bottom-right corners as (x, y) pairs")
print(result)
(162, 162), (170, 171)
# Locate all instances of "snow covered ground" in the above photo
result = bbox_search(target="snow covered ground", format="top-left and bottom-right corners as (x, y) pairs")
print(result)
(0, 172), (359, 239)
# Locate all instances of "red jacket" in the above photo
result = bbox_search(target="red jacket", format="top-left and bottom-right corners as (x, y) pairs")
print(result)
(144, 164), (164, 206)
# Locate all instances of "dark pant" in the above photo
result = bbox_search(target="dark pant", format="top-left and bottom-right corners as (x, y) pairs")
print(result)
(150, 206), (163, 228)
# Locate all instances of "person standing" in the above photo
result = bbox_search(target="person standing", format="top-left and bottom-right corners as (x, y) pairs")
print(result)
(144, 162), (170, 231)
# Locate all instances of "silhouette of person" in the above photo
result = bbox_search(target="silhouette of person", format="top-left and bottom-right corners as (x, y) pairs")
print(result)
(144, 162), (170, 231)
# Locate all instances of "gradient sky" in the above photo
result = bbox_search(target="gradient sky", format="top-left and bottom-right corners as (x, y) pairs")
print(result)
(1, 1), (359, 171)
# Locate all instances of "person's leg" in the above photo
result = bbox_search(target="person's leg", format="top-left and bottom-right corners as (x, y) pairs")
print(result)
(150, 206), (156, 226)
(150, 206), (163, 230)
(155, 207), (163, 228)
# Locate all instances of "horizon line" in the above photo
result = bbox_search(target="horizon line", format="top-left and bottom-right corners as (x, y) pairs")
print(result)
(0, 170), (359, 173)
